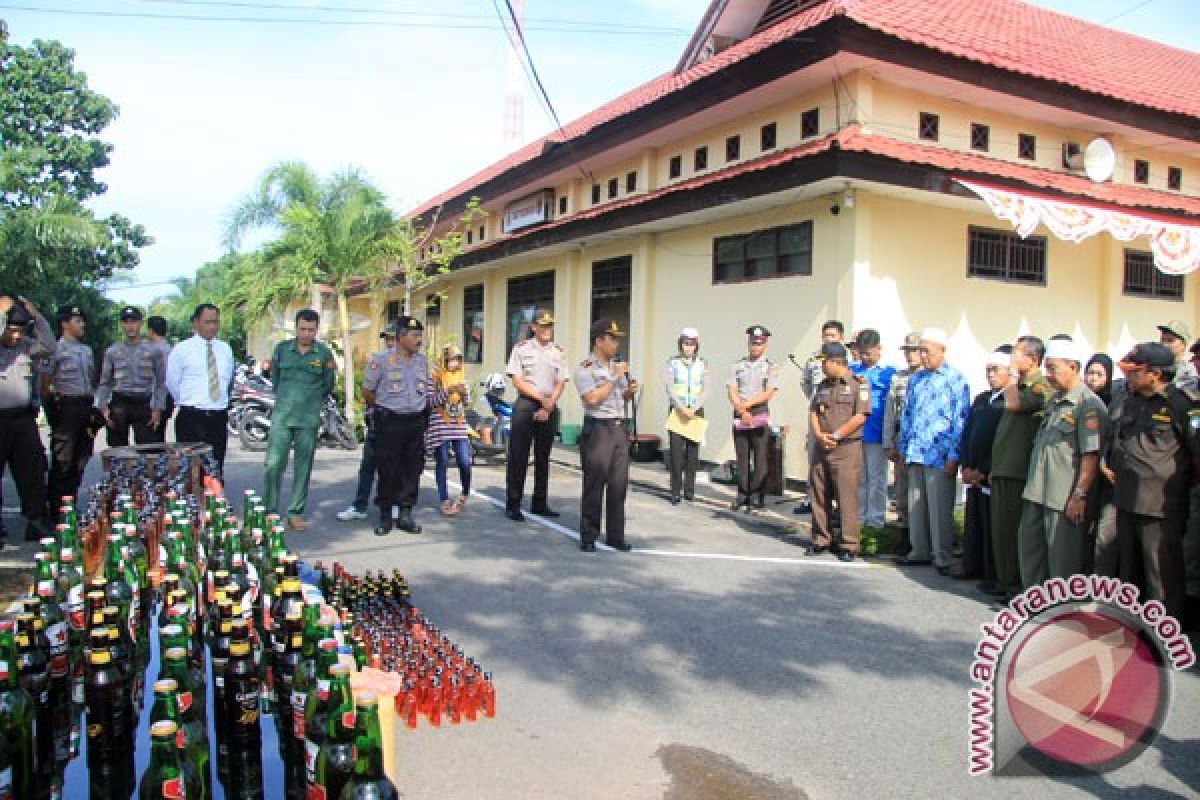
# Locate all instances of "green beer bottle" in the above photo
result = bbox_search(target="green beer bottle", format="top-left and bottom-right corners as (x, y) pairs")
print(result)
(315, 663), (357, 800)
(139, 720), (189, 800)
(338, 692), (398, 800)
(0, 621), (35, 798)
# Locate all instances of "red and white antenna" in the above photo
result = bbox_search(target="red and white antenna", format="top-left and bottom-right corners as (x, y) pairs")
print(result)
(502, 0), (527, 147)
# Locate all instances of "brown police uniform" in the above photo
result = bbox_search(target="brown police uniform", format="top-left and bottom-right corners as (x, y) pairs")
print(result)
(809, 373), (870, 553)
(1111, 385), (1200, 620)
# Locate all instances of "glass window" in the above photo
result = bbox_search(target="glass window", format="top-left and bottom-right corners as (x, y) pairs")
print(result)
(462, 284), (485, 364)
(712, 222), (812, 285)
(506, 270), (555, 354)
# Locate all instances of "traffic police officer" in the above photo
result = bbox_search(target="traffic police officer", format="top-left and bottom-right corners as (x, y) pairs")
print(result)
(504, 309), (568, 521)
(262, 308), (337, 530)
(1018, 338), (1107, 585)
(574, 318), (638, 552)
(362, 315), (437, 536)
(43, 304), (97, 514)
(806, 342), (870, 561)
(1111, 343), (1200, 621)
(0, 296), (54, 544)
(96, 306), (167, 446)
(727, 324), (780, 511)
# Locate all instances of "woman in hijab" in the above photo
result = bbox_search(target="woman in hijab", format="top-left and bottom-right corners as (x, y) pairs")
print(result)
(1083, 353), (1121, 578)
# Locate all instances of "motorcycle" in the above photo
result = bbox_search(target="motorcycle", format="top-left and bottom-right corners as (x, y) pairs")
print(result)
(463, 372), (512, 464)
(238, 394), (358, 453)
(228, 361), (275, 435)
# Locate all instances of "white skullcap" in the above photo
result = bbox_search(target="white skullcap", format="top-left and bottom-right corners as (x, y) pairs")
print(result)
(920, 327), (949, 347)
(1045, 338), (1085, 364)
(985, 350), (1011, 368)
(679, 327), (700, 340)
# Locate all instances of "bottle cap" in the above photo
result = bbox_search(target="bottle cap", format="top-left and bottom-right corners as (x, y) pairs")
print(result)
(153, 679), (179, 694)
(150, 720), (178, 738)
(89, 650), (112, 665)
(163, 646), (188, 662)
(355, 692), (378, 708)
(229, 641), (250, 656)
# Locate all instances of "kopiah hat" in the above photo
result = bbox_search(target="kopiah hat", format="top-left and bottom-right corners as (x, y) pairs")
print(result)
(532, 309), (555, 326)
(57, 304), (85, 322)
(1045, 338), (1087, 364)
(591, 318), (626, 339)
(745, 324), (771, 343)
(396, 315), (424, 332)
(119, 306), (143, 321)
(920, 327), (948, 347)
(986, 348), (1012, 368)
(1119, 342), (1176, 372)
(1157, 319), (1191, 342)
(900, 332), (921, 350)
(820, 342), (850, 361)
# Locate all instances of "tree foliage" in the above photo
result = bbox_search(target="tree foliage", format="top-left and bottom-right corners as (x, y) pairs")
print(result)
(148, 253), (251, 356)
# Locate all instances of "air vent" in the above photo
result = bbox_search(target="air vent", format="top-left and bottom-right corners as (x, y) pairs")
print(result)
(753, 0), (824, 34)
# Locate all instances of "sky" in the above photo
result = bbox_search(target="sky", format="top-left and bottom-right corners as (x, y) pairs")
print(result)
(2, 0), (1198, 307)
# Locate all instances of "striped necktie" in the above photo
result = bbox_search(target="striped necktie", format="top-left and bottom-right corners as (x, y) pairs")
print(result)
(206, 340), (220, 402)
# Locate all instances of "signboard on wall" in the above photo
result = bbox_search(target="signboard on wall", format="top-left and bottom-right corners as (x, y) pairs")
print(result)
(502, 189), (555, 234)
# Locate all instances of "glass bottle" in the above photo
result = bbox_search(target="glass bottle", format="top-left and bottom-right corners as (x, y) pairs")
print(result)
(338, 692), (399, 799)
(223, 641), (263, 799)
(314, 664), (356, 800)
(148, 679), (206, 799)
(138, 720), (189, 800)
(0, 620), (36, 798)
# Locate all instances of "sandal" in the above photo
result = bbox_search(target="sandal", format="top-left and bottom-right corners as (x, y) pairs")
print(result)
(453, 495), (467, 513)
(440, 499), (457, 516)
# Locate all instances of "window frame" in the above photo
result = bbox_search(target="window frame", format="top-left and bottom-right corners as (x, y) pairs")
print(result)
(1168, 166), (1183, 191)
(668, 155), (682, 180)
(505, 270), (556, 355)
(966, 226), (1047, 286)
(625, 171), (637, 193)
(918, 112), (940, 142)
(970, 123), (989, 152)
(726, 134), (741, 162)
(558, 195), (568, 215)
(760, 122), (777, 151)
(801, 108), (819, 138)
(694, 146), (708, 171)
(462, 284), (485, 363)
(711, 221), (814, 286)
(1018, 133), (1037, 161)
(1134, 159), (1150, 185)
(1122, 249), (1184, 301)
(591, 184), (601, 205)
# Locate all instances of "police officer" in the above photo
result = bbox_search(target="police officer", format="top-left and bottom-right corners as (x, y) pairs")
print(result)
(663, 326), (710, 505)
(882, 332), (922, 536)
(0, 296), (54, 545)
(1111, 343), (1200, 621)
(145, 315), (173, 443)
(1018, 338), (1107, 586)
(362, 315), (437, 536)
(806, 342), (870, 561)
(96, 306), (167, 447)
(337, 326), (396, 521)
(43, 305), (97, 514)
(1157, 319), (1197, 391)
(262, 308), (337, 530)
(727, 324), (780, 511)
(504, 309), (568, 521)
(801, 320), (845, 399)
(574, 318), (638, 553)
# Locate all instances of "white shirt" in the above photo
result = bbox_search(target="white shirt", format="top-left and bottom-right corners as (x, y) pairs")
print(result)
(166, 334), (234, 410)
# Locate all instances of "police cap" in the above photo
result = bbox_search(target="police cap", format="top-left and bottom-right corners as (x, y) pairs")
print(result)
(532, 309), (555, 326)
(119, 305), (143, 321)
(57, 304), (85, 323)
(396, 316), (424, 333)
(745, 324), (771, 342)
(590, 318), (626, 339)
(1119, 342), (1175, 372)
(820, 342), (850, 361)
(5, 303), (32, 327)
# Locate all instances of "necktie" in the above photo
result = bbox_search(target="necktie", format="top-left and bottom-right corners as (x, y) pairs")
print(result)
(206, 340), (220, 402)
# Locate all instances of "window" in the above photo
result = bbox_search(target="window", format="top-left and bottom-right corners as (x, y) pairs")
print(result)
(726, 135), (741, 162)
(967, 226), (1046, 285)
(462, 284), (485, 363)
(668, 155), (682, 179)
(558, 195), (568, 215)
(506, 270), (555, 354)
(760, 122), (777, 151)
(591, 257), (632, 351)
(1168, 166), (1183, 191)
(1134, 160), (1149, 184)
(694, 146), (708, 171)
(424, 294), (443, 346)
(591, 184), (601, 204)
(626, 171), (637, 193)
(801, 108), (819, 138)
(1123, 250), (1183, 300)
(970, 123), (989, 152)
(478, 225), (485, 242)
(918, 112), (939, 142)
(1018, 133), (1036, 161)
(467, 230), (473, 244)
(607, 178), (618, 199)
(712, 221), (813, 285)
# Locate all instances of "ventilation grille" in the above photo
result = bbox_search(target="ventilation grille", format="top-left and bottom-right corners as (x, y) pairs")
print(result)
(752, 0), (823, 34)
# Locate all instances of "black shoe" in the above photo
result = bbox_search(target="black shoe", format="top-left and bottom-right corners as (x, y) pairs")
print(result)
(373, 511), (394, 537)
(607, 541), (632, 552)
(894, 555), (933, 566)
(531, 505), (560, 518)
(505, 508), (525, 522)
(936, 565), (952, 576)
(669, 495), (681, 506)
(753, 497), (765, 510)
(580, 541), (596, 553)
(683, 493), (695, 502)
(837, 551), (856, 563)
(804, 544), (828, 557)
(793, 502), (812, 515)
(396, 509), (422, 535)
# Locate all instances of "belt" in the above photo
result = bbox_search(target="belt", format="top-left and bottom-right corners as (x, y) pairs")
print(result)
(113, 392), (151, 403)
(585, 417), (624, 425)
(0, 406), (34, 419)
(56, 395), (93, 404)
(179, 406), (228, 416)
(376, 408), (426, 420)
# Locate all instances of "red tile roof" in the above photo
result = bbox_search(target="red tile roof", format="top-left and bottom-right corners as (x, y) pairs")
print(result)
(457, 126), (1196, 256)
(413, 0), (1198, 217)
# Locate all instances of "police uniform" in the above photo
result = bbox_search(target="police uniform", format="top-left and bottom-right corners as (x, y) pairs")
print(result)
(95, 306), (166, 447)
(728, 325), (780, 510)
(262, 334), (337, 524)
(504, 310), (568, 520)
(574, 319), (633, 552)
(0, 302), (54, 539)
(146, 335), (173, 443)
(1111, 344), (1200, 621)
(1018, 378), (1108, 586)
(44, 305), (97, 513)
(807, 345), (870, 559)
(362, 316), (438, 535)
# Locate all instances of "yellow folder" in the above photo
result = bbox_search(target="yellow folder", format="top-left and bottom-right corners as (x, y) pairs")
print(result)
(665, 409), (708, 443)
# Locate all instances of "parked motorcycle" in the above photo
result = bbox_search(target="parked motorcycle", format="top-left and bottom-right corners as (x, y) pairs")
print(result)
(228, 361), (275, 435)
(463, 372), (512, 464)
(238, 394), (357, 452)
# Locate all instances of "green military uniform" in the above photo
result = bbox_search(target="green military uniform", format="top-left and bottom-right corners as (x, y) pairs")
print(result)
(1018, 382), (1108, 585)
(990, 367), (1051, 592)
(263, 338), (337, 518)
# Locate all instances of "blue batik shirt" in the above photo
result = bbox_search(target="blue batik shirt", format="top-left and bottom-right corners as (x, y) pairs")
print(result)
(851, 362), (896, 445)
(898, 363), (971, 468)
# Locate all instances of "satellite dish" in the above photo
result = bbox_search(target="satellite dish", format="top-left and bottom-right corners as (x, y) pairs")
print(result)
(1083, 138), (1116, 183)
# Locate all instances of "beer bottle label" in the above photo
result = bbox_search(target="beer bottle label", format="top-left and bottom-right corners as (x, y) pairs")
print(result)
(177, 691), (193, 715)
(316, 679), (330, 701)
(66, 585), (85, 630)
(291, 690), (306, 738)
(176, 729), (187, 750)
(47, 621), (69, 677)
(162, 776), (186, 799)
(0, 766), (13, 800)
(37, 579), (55, 595)
(341, 711), (355, 731)
(305, 785), (326, 800)
(304, 740), (320, 785)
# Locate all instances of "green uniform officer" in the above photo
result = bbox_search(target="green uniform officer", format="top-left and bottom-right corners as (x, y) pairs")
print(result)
(990, 335), (1051, 594)
(1018, 338), (1107, 585)
(262, 308), (336, 530)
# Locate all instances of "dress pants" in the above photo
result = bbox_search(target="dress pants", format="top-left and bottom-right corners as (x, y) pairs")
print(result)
(1018, 501), (1087, 586)
(47, 396), (94, 512)
(0, 408), (48, 532)
(857, 442), (888, 527)
(263, 425), (319, 517)
(810, 442), (862, 553)
(906, 464), (956, 568)
(990, 477), (1026, 592)
(351, 430), (376, 512)
(174, 406), (230, 476)
(1117, 510), (1186, 621)
(579, 418), (629, 547)
(506, 397), (558, 511)
(106, 394), (156, 447)
(732, 426), (769, 505)
(1185, 486), (1200, 599)
(893, 464), (909, 527)
(375, 409), (427, 511)
(668, 430), (700, 500)
(961, 486), (996, 581)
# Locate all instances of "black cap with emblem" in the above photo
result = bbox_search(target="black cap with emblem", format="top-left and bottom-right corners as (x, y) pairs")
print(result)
(745, 324), (771, 343)
(820, 342), (850, 361)
(119, 305), (143, 321)
(590, 318), (626, 339)
(57, 304), (85, 323)
(395, 315), (424, 333)
(1119, 342), (1175, 372)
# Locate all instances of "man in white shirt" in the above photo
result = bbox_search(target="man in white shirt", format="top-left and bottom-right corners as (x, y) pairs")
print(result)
(166, 303), (234, 476)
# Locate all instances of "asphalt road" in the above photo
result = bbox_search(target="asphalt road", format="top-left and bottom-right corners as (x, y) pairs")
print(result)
(5, 436), (1199, 799)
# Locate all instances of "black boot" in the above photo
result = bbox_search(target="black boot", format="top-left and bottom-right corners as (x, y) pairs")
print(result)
(396, 507), (422, 535)
(374, 508), (394, 537)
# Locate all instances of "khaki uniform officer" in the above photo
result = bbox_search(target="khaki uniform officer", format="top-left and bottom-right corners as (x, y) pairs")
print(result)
(727, 325), (780, 512)
(504, 309), (568, 522)
(882, 333), (922, 534)
(574, 318), (638, 553)
(1112, 343), (1200, 621)
(95, 306), (167, 447)
(43, 305), (97, 514)
(363, 315), (441, 536)
(1018, 339), (1107, 585)
(806, 342), (870, 562)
